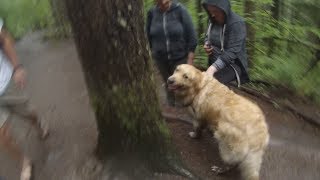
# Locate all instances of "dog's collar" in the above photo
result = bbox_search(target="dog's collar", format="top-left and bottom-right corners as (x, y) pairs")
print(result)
(182, 100), (194, 109)
(190, 105), (196, 114)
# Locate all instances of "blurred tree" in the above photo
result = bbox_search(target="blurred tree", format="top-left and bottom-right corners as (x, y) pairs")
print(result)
(271, 0), (280, 20)
(268, 0), (281, 55)
(294, 0), (320, 75)
(244, 0), (255, 67)
(49, 0), (70, 37)
(197, 0), (205, 40)
(65, 0), (194, 178)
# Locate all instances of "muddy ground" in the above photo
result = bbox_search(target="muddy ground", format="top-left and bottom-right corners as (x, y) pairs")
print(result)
(0, 33), (319, 180)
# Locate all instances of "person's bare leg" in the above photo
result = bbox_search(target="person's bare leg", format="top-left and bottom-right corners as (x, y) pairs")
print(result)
(0, 122), (32, 180)
(11, 102), (49, 139)
(23, 109), (48, 139)
(20, 157), (32, 180)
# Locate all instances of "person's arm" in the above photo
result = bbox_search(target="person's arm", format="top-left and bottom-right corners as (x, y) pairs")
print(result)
(206, 64), (218, 76)
(217, 21), (246, 67)
(180, 6), (197, 65)
(207, 21), (246, 76)
(0, 30), (20, 68)
(0, 28), (26, 88)
(187, 51), (194, 65)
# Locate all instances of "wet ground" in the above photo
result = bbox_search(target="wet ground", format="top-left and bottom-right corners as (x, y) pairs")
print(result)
(0, 32), (319, 180)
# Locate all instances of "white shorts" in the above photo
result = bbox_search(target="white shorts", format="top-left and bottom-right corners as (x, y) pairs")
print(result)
(0, 80), (29, 128)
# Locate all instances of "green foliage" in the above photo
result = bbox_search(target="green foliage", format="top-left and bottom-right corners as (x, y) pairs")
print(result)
(245, 0), (320, 104)
(297, 63), (320, 101)
(0, 0), (53, 39)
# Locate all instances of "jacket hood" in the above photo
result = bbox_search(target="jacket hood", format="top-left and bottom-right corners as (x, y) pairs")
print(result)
(202, 0), (231, 23)
(155, 1), (180, 12)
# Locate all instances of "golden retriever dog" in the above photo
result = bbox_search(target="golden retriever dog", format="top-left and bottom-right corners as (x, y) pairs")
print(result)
(167, 64), (269, 180)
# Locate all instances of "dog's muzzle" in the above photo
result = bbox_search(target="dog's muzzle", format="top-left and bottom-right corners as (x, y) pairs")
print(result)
(167, 76), (175, 85)
(167, 76), (183, 92)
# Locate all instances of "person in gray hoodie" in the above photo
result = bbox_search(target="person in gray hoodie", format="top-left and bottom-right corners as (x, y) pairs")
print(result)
(202, 0), (249, 86)
(146, 0), (197, 106)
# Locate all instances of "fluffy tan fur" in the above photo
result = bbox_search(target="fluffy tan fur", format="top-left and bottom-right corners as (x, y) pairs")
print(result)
(167, 64), (269, 180)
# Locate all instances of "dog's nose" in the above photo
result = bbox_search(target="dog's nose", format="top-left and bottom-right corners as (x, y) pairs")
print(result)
(167, 77), (175, 85)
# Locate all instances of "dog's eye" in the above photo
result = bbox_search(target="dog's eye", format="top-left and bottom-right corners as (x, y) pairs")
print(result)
(183, 74), (188, 79)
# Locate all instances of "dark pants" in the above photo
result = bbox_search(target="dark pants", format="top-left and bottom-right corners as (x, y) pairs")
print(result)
(155, 58), (187, 106)
(214, 63), (242, 85)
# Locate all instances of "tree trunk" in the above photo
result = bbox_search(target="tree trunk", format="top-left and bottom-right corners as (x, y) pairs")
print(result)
(268, 0), (281, 55)
(64, 0), (192, 178)
(244, 0), (255, 68)
(197, 0), (204, 41)
(304, 36), (320, 75)
(306, 9), (320, 74)
(271, 0), (280, 21)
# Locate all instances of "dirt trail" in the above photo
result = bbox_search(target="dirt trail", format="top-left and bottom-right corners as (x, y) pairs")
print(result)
(0, 32), (319, 180)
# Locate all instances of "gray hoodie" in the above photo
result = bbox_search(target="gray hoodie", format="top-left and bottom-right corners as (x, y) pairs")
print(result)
(146, 1), (197, 61)
(202, 0), (249, 83)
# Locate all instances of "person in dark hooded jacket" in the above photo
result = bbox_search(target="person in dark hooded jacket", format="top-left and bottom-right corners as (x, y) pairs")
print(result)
(146, 0), (197, 106)
(202, 0), (249, 86)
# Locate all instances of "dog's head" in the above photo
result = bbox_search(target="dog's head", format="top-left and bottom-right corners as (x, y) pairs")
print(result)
(167, 64), (204, 104)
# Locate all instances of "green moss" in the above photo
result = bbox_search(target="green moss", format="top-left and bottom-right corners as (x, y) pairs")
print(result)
(89, 78), (172, 157)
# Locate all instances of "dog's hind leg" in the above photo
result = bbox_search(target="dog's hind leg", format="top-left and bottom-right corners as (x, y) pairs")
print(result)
(211, 137), (244, 175)
(212, 129), (248, 176)
(239, 150), (264, 180)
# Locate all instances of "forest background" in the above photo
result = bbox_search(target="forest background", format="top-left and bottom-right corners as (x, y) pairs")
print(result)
(1, 0), (319, 105)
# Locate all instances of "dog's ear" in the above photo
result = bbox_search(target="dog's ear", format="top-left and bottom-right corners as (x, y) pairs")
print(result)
(175, 65), (182, 72)
(192, 71), (205, 91)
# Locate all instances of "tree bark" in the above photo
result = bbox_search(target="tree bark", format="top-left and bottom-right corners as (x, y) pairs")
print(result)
(64, 0), (191, 178)
(244, 0), (256, 68)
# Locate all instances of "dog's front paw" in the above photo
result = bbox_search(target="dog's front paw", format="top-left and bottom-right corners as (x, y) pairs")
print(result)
(211, 165), (234, 175)
(188, 131), (199, 139)
(211, 166), (225, 175)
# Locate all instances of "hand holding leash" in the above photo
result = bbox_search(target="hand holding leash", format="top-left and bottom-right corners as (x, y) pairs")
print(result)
(204, 42), (214, 55)
(206, 65), (217, 76)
